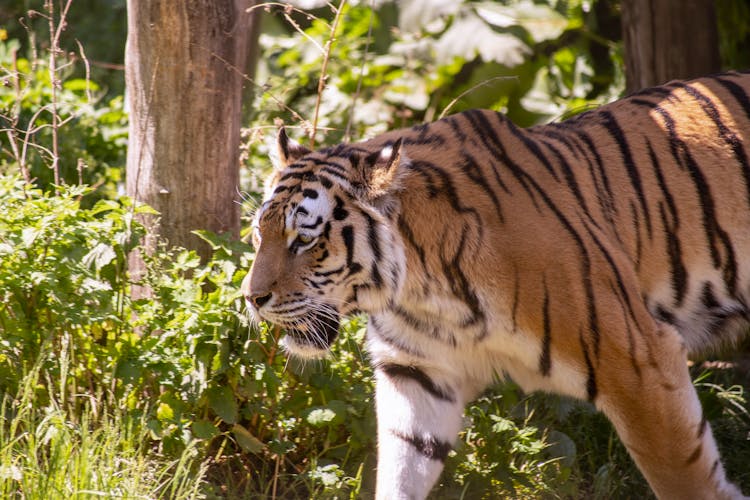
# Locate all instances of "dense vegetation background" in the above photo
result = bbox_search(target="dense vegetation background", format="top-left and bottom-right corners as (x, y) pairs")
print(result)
(1, 1), (749, 498)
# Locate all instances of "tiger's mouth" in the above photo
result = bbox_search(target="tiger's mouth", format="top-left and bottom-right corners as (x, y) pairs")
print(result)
(280, 309), (341, 356)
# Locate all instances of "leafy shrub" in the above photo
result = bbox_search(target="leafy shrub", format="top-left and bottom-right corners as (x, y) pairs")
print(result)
(0, 38), (128, 203)
(0, 175), (379, 497)
(0, 176), (142, 396)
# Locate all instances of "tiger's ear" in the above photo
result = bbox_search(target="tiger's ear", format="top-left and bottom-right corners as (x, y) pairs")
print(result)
(264, 127), (312, 199)
(360, 138), (405, 200)
(276, 126), (311, 169)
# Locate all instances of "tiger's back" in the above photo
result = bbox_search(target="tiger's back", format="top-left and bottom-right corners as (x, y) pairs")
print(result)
(243, 72), (750, 499)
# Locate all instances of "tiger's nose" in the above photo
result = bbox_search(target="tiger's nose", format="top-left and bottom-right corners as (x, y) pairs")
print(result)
(248, 291), (272, 309)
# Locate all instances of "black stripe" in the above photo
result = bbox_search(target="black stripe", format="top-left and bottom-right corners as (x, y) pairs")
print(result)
(701, 282), (721, 309)
(600, 110), (652, 237)
(579, 330), (598, 401)
(709, 459), (720, 479)
(499, 114), (560, 181)
(302, 188), (318, 199)
(652, 104), (738, 294)
(444, 114), (468, 142)
(362, 211), (382, 261)
(677, 81), (750, 213)
(408, 160), (482, 225)
(398, 215), (427, 270)
(313, 265), (345, 277)
(333, 195), (349, 220)
(393, 305), (447, 343)
(463, 111), (539, 206)
(660, 201), (688, 305)
(347, 262), (363, 276)
(460, 151), (505, 222)
(655, 304), (676, 324)
(318, 175), (333, 189)
(391, 430), (452, 462)
(627, 85), (673, 99)
(511, 267), (520, 334)
(697, 415), (708, 438)
(574, 130), (617, 215)
(321, 166), (349, 182)
(539, 280), (552, 376)
(570, 130), (620, 240)
(369, 316), (425, 358)
(579, 217), (642, 352)
(685, 443), (703, 465)
(648, 141), (688, 306)
(341, 225), (355, 266)
(280, 171), (317, 183)
(380, 363), (454, 402)
(541, 139), (592, 215)
(441, 224), (486, 329)
(610, 281), (642, 379)
(299, 216), (323, 229)
(370, 263), (383, 288)
(715, 75), (750, 121)
(311, 157), (348, 173)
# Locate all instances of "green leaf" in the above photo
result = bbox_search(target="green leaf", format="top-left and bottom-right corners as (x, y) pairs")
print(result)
(192, 420), (220, 440)
(83, 242), (116, 270)
(207, 385), (238, 424)
(21, 227), (42, 247)
(156, 402), (174, 421)
(232, 424), (264, 454)
(475, 1), (567, 43)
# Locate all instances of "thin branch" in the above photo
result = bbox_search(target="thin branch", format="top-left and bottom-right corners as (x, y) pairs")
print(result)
(189, 42), (309, 128)
(46, 0), (61, 190)
(5, 46), (29, 184)
(45, 0), (74, 192)
(309, 0), (347, 149)
(75, 40), (93, 104)
(438, 76), (518, 120)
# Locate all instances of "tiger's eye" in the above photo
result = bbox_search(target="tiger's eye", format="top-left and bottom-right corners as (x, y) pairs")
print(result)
(296, 233), (314, 245)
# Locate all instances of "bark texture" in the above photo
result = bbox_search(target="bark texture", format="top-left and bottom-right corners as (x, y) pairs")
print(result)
(622, 0), (720, 93)
(125, 0), (260, 260)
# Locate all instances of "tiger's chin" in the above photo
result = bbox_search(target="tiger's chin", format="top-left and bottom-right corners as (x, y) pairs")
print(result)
(279, 311), (341, 359)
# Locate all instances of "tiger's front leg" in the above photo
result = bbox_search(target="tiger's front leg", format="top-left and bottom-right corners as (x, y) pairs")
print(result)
(373, 362), (467, 500)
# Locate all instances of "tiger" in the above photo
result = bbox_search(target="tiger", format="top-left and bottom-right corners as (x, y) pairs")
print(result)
(241, 72), (750, 499)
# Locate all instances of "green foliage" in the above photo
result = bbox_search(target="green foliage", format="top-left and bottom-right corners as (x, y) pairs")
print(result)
(0, 176), (142, 397)
(717, 0), (750, 69)
(1, 0), (127, 98)
(0, 349), (208, 499)
(0, 38), (128, 202)
(437, 389), (567, 499)
(0, 175), (379, 498)
(250, 0), (623, 148)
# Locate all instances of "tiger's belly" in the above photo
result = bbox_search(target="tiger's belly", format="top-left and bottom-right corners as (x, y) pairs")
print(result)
(366, 302), (591, 402)
(646, 289), (750, 355)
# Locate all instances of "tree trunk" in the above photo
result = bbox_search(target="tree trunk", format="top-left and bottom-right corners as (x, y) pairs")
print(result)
(125, 0), (260, 262)
(622, 0), (720, 93)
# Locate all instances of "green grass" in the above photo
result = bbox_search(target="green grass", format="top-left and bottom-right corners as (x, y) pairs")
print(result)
(0, 347), (209, 500)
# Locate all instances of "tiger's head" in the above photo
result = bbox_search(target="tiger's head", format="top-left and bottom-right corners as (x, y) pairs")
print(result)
(241, 129), (407, 358)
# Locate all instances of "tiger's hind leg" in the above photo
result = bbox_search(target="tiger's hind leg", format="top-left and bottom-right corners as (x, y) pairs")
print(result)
(597, 321), (746, 500)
